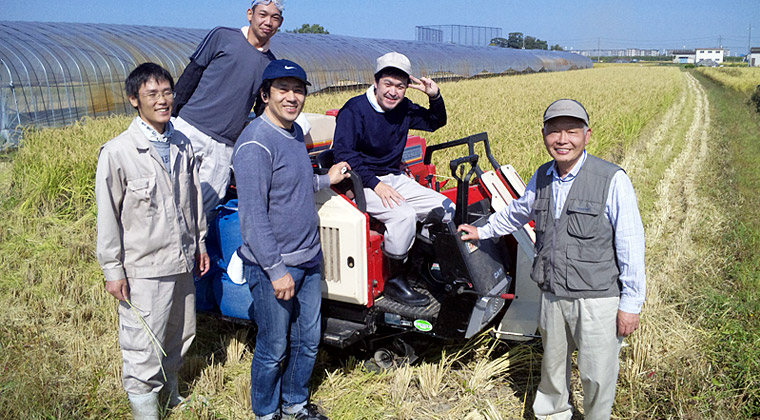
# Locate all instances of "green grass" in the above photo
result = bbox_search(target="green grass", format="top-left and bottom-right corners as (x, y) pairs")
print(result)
(690, 71), (760, 417)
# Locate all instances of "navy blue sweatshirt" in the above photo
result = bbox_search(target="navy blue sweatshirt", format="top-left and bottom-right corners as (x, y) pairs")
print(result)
(332, 88), (446, 189)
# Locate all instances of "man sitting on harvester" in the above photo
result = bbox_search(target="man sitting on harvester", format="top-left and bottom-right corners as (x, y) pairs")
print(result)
(332, 51), (453, 307)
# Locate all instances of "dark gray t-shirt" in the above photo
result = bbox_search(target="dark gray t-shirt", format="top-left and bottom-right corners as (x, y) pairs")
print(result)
(178, 27), (275, 145)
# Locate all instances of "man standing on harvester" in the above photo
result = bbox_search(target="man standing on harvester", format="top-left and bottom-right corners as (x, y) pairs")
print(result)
(172, 0), (283, 216)
(332, 51), (453, 307)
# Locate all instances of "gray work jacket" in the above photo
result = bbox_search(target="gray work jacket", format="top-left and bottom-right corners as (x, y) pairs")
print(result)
(95, 119), (206, 281)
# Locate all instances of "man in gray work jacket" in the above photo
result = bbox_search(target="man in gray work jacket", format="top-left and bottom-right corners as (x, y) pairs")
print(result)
(458, 99), (646, 420)
(96, 63), (210, 419)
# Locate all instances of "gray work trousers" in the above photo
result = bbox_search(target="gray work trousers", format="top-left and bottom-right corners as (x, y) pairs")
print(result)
(118, 272), (196, 395)
(533, 292), (623, 420)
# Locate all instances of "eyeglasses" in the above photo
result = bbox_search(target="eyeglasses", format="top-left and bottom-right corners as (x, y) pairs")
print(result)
(251, 0), (284, 11)
(140, 90), (175, 102)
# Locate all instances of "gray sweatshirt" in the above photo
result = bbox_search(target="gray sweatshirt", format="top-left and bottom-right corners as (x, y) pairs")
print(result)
(232, 113), (330, 281)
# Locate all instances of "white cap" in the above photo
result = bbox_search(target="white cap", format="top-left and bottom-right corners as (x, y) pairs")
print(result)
(375, 52), (412, 76)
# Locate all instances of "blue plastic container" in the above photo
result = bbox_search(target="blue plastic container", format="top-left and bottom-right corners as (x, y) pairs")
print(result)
(195, 199), (255, 320)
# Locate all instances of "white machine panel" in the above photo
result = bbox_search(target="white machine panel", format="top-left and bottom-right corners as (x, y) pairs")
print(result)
(315, 188), (369, 305)
(479, 169), (541, 340)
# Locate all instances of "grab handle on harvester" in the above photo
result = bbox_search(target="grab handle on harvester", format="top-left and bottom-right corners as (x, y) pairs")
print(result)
(450, 154), (479, 226)
(424, 132), (501, 174)
(315, 149), (367, 213)
(346, 171), (367, 213)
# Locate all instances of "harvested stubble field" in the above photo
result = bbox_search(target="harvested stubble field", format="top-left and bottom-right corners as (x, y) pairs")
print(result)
(1, 65), (758, 419)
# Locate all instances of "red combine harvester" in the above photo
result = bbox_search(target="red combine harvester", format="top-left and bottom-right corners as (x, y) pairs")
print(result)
(196, 112), (541, 365)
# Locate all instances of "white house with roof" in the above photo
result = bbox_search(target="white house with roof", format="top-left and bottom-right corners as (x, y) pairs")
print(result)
(672, 49), (695, 64)
(750, 48), (760, 67)
(695, 48), (724, 64)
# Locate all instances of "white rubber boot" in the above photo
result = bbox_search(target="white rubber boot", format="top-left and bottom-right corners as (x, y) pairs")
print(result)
(128, 392), (160, 420)
(165, 372), (185, 408)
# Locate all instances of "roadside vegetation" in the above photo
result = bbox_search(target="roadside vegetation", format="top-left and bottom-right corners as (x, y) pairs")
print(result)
(689, 71), (760, 417)
(1, 65), (757, 419)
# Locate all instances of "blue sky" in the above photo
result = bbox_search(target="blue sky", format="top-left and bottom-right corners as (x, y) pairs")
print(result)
(2, 0), (759, 54)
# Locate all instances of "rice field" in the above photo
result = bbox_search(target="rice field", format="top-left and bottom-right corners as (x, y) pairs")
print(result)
(306, 66), (682, 181)
(695, 66), (760, 93)
(6, 64), (759, 419)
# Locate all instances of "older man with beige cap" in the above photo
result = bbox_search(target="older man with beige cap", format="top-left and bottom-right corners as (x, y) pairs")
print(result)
(458, 99), (646, 419)
(332, 51), (452, 307)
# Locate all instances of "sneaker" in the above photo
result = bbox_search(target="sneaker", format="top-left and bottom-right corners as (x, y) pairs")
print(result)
(287, 403), (328, 420)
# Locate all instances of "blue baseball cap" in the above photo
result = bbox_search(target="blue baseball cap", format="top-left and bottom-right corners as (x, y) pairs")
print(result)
(262, 59), (311, 86)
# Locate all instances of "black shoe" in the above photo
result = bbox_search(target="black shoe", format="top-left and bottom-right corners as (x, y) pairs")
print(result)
(384, 276), (430, 306)
(384, 256), (430, 307)
(288, 403), (329, 420)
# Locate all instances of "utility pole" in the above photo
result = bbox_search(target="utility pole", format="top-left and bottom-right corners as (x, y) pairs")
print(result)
(749, 24), (752, 57)
(597, 38), (601, 63)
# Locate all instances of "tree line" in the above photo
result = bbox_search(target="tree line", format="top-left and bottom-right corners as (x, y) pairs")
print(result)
(490, 32), (563, 51)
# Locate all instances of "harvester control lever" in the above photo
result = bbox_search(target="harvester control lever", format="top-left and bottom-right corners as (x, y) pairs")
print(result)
(456, 287), (515, 300)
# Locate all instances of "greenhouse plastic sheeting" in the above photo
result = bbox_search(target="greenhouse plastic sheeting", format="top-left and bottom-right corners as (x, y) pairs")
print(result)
(0, 21), (591, 148)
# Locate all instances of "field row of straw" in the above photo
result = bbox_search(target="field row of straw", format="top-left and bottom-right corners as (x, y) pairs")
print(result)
(1, 65), (687, 419)
(695, 66), (760, 93)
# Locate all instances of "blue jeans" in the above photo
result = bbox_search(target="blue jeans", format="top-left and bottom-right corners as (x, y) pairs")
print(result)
(246, 263), (322, 418)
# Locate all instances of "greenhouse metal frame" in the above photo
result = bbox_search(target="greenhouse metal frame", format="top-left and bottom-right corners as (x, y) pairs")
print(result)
(0, 21), (592, 148)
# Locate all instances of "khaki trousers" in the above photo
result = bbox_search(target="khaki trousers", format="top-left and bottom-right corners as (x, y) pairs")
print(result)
(118, 272), (196, 395)
(533, 292), (622, 420)
(173, 116), (233, 216)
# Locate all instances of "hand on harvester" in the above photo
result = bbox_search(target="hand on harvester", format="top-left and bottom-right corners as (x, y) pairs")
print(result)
(327, 161), (351, 185)
(457, 224), (479, 241)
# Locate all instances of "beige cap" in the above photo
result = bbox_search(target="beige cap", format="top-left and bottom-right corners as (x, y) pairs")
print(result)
(375, 52), (412, 76)
(543, 99), (589, 126)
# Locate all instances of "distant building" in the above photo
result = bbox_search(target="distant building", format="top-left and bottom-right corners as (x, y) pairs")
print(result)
(695, 48), (724, 64)
(750, 47), (760, 67)
(671, 49), (696, 64)
(697, 59), (718, 67)
(416, 25), (501, 47)
(573, 48), (660, 58)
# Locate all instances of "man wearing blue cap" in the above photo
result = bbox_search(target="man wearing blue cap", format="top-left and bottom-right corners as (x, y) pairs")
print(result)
(458, 99), (646, 420)
(233, 59), (349, 420)
(172, 0), (283, 216)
